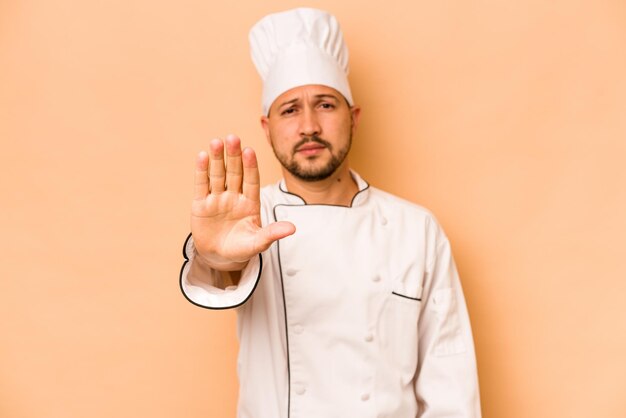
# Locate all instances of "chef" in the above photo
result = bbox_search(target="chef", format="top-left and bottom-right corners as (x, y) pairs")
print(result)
(180, 7), (481, 418)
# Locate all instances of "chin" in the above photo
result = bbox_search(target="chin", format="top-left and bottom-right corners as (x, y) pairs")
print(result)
(290, 164), (339, 182)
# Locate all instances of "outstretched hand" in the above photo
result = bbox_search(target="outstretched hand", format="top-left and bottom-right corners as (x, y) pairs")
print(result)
(191, 134), (296, 272)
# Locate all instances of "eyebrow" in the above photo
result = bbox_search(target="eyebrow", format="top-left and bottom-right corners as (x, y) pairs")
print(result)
(277, 98), (299, 109)
(277, 94), (340, 110)
(314, 94), (340, 102)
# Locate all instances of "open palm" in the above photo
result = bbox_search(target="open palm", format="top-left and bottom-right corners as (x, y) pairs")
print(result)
(191, 135), (295, 272)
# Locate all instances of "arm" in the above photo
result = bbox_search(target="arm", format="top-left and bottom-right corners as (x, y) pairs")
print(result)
(415, 220), (482, 417)
(179, 135), (295, 309)
(179, 233), (264, 309)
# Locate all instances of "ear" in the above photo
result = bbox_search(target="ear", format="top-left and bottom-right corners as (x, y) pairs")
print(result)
(260, 115), (271, 145)
(349, 105), (362, 135)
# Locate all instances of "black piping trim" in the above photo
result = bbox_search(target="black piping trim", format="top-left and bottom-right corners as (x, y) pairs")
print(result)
(178, 232), (263, 310)
(230, 173), (368, 415)
(392, 291), (422, 302)
(349, 183), (371, 207)
(278, 182), (306, 205)
(272, 206), (292, 417)
(273, 177), (370, 416)
(278, 180), (371, 208)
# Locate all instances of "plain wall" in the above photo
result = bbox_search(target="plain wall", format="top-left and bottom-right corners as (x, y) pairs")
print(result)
(1, 0), (625, 417)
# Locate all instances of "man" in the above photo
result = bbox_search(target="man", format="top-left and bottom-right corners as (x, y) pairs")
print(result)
(180, 7), (481, 418)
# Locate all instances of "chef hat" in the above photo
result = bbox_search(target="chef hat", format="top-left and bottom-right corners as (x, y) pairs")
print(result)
(249, 7), (353, 115)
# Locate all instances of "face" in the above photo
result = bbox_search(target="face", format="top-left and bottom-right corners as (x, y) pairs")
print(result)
(261, 84), (361, 182)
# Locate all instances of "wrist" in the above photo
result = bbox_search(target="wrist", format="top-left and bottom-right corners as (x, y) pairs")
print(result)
(193, 249), (249, 272)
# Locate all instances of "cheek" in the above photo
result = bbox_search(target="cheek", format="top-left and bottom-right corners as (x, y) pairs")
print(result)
(321, 112), (352, 135)
(269, 124), (295, 153)
(269, 119), (298, 139)
(325, 121), (351, 140)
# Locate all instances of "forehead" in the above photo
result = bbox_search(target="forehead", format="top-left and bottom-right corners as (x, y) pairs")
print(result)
(272, 84), (343, 106)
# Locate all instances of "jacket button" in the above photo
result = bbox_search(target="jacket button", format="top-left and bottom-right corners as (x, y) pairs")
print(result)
(364, 333), (374, 342)
(372, 275), (381, 282)
(361, 393), (370, 401)
(294, 384), (306, 395)
(286, 268), (298, 276)
(293, 325), (304, 334)
(380, 216), (388, 225)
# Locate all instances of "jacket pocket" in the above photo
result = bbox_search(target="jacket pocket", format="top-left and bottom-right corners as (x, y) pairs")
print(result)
(377, 289), (422, 381)
(391, 277), (423, 302)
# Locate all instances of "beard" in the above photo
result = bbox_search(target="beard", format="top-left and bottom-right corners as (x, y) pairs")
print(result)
(271, 134), (352, 182)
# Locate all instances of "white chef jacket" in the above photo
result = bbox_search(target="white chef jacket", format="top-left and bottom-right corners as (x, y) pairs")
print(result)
(180, 172), (481, 418)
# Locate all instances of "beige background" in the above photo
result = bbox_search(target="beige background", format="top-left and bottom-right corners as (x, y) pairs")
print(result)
(1, 0), (625, 417)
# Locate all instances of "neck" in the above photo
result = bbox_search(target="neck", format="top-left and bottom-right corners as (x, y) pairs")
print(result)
(282, 163), (359, 206)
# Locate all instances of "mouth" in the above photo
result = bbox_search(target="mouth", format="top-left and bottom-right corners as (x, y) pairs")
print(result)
(296, 143), (326, 155)
(294, 137), (330, 156)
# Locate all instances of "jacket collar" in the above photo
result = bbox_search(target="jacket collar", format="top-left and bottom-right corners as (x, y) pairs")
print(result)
(277, 170), (370, 207)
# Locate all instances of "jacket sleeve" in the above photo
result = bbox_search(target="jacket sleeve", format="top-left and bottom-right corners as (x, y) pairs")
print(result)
(179, 233), (262, 310)
(415, 220), (482, 417)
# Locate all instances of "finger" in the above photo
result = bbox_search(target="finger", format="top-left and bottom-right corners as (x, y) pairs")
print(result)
(208, 138), (225, 193)
(253, 221), (296, 253)
(225, 134), (243, 193)
(193, 151), (209, 200)
(242, 147), (260, 201)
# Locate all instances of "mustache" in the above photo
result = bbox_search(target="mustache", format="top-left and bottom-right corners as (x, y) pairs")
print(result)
(292, 136), (332, 153)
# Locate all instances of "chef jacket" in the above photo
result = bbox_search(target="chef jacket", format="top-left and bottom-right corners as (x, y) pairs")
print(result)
(180, 172), (481, 418)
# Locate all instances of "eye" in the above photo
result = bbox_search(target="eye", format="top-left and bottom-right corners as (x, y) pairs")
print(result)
(281, 107), (297, 116)
(319, 102), (335, 110)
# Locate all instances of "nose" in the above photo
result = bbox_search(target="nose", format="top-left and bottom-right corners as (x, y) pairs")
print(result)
(299, 107), (321, 137)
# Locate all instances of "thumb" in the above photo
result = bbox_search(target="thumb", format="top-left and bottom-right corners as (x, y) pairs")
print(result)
(253, 221), (296, 252)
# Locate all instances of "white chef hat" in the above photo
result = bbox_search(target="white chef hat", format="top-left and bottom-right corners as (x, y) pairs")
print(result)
(249, 7), (353, 115)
